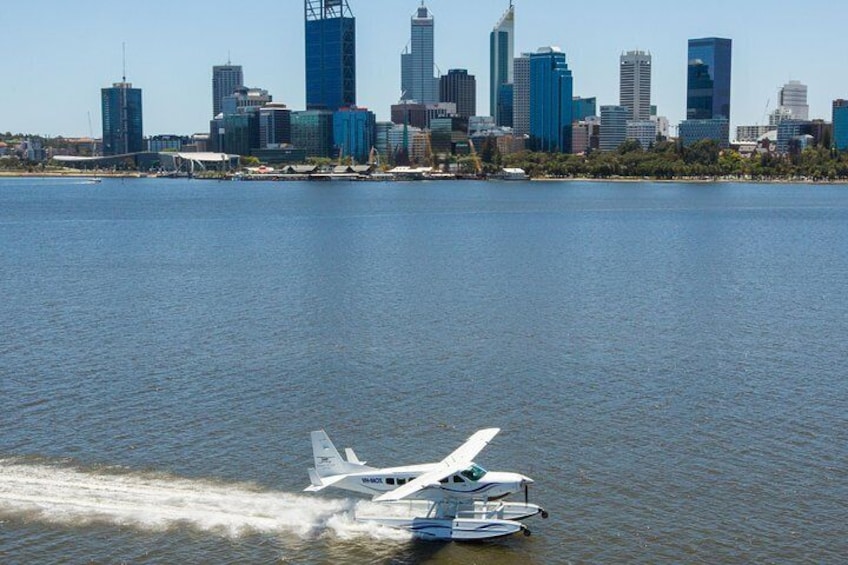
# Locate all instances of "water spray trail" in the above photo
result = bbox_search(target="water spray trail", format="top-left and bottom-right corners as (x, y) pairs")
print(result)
(0, 459), (410, 541)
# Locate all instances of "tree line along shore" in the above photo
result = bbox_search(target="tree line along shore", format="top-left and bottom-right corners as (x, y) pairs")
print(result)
(4, 136), (848, 182)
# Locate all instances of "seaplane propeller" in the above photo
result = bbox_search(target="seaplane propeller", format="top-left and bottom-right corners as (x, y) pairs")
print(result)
(523, 481), (549, 519)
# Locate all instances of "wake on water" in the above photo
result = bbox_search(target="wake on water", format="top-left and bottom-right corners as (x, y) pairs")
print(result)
(0, 459), (412, 542)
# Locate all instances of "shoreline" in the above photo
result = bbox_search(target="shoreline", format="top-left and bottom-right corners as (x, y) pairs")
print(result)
(529, 176), (848, 185)
(0, 171), (144, 178)
(1, 170), (847, 185)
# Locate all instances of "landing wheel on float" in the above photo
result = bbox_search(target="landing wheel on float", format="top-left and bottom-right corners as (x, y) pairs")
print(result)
(541, 509), (549, 519)
(522, 527), (532, 537)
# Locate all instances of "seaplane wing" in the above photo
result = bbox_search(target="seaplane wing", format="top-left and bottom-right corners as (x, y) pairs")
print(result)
(375, 428), (500, 502)
(441, 428), (500, 467)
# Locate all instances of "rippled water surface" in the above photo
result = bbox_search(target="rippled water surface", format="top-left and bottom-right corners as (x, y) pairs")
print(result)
(1, 177), (846, 563)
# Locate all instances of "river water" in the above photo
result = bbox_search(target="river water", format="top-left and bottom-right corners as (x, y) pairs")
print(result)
(0, 177), (845, 563)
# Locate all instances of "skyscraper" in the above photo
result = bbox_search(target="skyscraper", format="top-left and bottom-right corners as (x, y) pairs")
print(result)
(490, 2), (515, 126)
(401, 4), (438, 103)
(620, 50), (652, 121)
(682, 37), (732, 147)
(101, 82), (143, 156)
(529, 47), (573, 153)
(779, 80), (809, 121)
(212, 63), (243, 117)
(833, 99), (848, 151)
(305, 0), (356, 111)
(439, 69), (476, 118)
(686, 37), (732, 121)
(512, 53), (531, 136)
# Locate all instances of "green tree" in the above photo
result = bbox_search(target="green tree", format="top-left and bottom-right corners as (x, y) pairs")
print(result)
(240, 155), (261, 168)
(683, 139), (720, 167)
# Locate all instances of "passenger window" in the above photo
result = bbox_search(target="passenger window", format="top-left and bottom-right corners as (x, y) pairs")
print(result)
(386, 478), (395, 485)
(453, 475), (464, 483)
(439, 477), (449, 484)
(398, 478), (406, 485)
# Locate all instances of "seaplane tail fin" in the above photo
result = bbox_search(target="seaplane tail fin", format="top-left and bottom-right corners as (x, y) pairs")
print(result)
(310, 430), (374, 479)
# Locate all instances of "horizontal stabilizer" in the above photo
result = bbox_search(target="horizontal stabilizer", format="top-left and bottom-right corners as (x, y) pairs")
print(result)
(304, 471), (348, 492)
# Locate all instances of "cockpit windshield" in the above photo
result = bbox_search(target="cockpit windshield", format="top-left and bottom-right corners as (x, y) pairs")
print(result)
(460, 463), (488, 482)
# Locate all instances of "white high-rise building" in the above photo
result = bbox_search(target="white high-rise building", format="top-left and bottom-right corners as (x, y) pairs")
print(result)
(490, 3), (515, 125)
(401, 4), (438, 103)
(619, 50), (652, 121)
(512, 53), (532, 136)
(778, 80), (809, 121)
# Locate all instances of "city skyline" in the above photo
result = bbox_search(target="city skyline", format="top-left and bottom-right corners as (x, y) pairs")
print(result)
(1, 0), (845, 137)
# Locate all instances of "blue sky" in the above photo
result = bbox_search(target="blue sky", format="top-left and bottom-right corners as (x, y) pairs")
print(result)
(2, 0), (845, 137)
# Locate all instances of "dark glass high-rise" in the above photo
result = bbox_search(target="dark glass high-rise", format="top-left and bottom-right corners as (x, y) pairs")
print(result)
(305, 0), (356, 111)
(101, 83), (143, 156)
(686, 37), (732, 120)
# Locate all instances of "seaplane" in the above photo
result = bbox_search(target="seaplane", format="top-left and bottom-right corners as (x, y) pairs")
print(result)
(305, 428), (548, 540)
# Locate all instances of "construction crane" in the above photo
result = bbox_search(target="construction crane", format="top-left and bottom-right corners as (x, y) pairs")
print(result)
(86, 111), (97, 156)
(760, 98), (771, 126)
(424, 133), (436, 169)
(467, 138), (483, 177)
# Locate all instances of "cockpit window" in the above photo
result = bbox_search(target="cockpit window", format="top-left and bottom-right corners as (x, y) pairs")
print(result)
(460, 464), (488, 482)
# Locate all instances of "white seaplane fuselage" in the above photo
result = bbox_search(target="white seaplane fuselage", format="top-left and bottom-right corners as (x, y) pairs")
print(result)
(310, 463), (531, 501)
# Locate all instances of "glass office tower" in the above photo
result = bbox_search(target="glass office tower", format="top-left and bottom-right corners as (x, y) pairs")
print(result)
(686, 37), (732, 120)
(333, 107), (376, 164)
(529, 47), (573, 153)
(681, 37), (732, 147)
(400, 4), (438, 103)
(490, 3), (514, 126)
(305, 0), (356, 111)
(101, 82), (143, 156)
(833, 100), (848, 151)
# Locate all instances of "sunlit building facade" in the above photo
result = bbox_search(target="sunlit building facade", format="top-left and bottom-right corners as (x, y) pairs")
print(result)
(529, 47), (573, 153)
